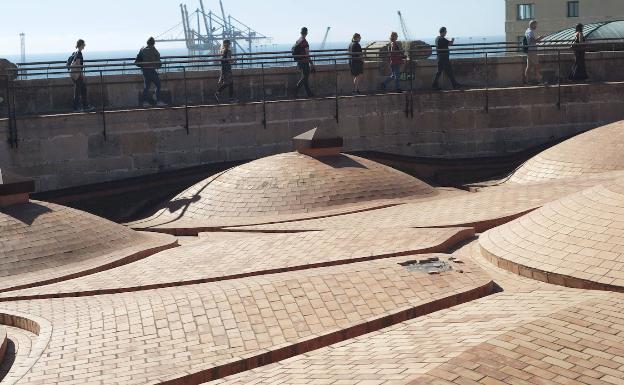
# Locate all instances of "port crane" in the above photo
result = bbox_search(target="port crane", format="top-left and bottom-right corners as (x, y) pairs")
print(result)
(397, 11), (413, 41)
(320, 27), (331, 50)
(156, 0), (271, 56)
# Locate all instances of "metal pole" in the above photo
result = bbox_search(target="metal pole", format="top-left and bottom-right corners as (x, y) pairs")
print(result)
(261, 63), (267, 129)
(410, 60), (414, 118)
(183, 67), (189, 134)
(557, 50), (561, 110)
(99, 71), (107, 140)
(334, 59), (339, 123)
(485, 52), (489, 113)
(4, 74), (13, 148)
(10, 73), (18, 148)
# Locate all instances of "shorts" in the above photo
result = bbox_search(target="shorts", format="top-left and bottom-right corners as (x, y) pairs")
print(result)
(527, 52), (539, 67)
(350, 61), (363, 76)
(218, 71), (233, 85)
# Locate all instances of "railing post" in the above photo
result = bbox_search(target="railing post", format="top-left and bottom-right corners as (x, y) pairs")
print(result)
(557, 50), (561, 110)
(334, 59), (339, 123)
(410, 59), (414, 118)
(182, 67), (189, 134)
(3, 73), (13, 148)
(261, 63), (267, 129)
(485, 52), (489, 113)
(9, 71), (17, 148)
(99, 71), (107, 140)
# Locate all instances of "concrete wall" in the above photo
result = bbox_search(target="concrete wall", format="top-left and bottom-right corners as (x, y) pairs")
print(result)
(2, 81), (624, 192)
(3, 50), (623, 116)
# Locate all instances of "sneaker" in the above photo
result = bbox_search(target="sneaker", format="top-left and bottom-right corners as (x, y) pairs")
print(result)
(73, 107), (83, 113)
(395, 88), (404, 93)
(83, 105), (96, 112)
(214, 92), (220, 104)
(142, 101), (151, 108)
(228, 98), (239, 104)
(453, 84), (464, 90)
(156, 101), (168, 107)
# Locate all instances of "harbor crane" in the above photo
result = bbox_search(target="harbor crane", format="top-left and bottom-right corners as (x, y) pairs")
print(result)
(397, 11), (413, 41)
(320, 27), (331, 50)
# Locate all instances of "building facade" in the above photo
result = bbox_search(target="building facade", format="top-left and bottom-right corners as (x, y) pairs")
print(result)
(506, 0), (624, 44)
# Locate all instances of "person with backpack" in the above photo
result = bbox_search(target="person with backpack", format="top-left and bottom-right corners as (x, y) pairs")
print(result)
(381, 32), (405, 92)
(135, 37), (167, 107)
(66, 39), (95, 112)
(432, 27), (462, 90)
(215, 39), (236, 103)
(349, 33), (364, 94)
(524, 20), (544, 84)
(293, 27), (314, 98)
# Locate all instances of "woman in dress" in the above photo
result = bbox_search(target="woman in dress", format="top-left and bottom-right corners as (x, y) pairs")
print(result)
(349, 33), (364, 94)
(569, 23), (588, 81)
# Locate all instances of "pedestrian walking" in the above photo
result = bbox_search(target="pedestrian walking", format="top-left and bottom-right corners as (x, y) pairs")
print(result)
(215, 39), (236, 103)
(569, 23), (588, 81)
(524, 20), (544, 84)
(293, 27), (314, 98)
(135, 37), (167, 107)
(432, 27), (462, 90)
(349, 33), (364, 94)
(66, 39), (95, 112)
(381, 32), (405, 92)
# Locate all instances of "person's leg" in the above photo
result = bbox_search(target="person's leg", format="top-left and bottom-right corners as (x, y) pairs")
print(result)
(393, 65), (401, 91)
(301, 63), (312, 96)
(525, 56), (531, 84)
(296, 63), (305, 95)
(432, 60), (444, 88)
(79, 77), (88, 107)
(382, 65), (393, 90)
(142, 70), (151, 103)
(73, 78), (80, 110)
(227, 80), (233, 99)
(443, 61), (459, 87)
(154, 71), (162, 101)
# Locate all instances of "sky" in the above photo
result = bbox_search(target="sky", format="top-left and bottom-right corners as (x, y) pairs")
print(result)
(0, 0), (505, 56)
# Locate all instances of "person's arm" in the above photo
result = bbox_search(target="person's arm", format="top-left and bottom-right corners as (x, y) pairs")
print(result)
(449, 37), (455, 46)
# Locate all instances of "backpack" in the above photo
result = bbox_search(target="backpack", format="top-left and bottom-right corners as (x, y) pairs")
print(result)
(292, 42), (305, 62)
(522, 35), (529, 53)
(66, 52), (82, 80)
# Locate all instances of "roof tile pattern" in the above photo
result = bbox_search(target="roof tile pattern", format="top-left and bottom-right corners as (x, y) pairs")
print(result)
(0, 201), (176, 292)
(510, 120), (624, 184)
(481, 178), (624, 289)
(0, 256), (490, 385)
(134, 152), (436, 228)
(0, 227), (473, 299)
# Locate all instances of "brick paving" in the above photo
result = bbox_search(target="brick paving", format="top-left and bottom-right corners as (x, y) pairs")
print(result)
(0, 200), (177, 293)
(0, 227), (473, 300)
(510, 120), (624, 184)
(131, 152), (440, 232)
(0, 256), (491, 384)
(481, 177), (624, 290)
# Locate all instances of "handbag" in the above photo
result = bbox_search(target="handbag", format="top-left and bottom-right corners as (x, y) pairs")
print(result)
(69, 53), (83, 81)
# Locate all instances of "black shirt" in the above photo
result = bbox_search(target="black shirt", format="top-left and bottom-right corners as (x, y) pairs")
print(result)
(349, 42), (363, 62)
(221, 49), (232, 72)
(436, 36), (451, 60)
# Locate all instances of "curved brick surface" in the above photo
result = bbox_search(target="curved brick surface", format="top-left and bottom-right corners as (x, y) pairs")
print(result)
(132, 152), (437, 231)
(0, 200), (177, 292)
(481, 178), (624, 290)
(0, 255), (491, 385)
(0, 325), (6, 364)
(510, 120), (624, 184)
(0, 227), (473, 300)
(232, 175), (618, 233)
(213, 290), (617, 385)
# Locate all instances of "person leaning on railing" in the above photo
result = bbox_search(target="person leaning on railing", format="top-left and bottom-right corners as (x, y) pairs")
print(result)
(66, 39), (95, 112)
(524, 20), (544, 85)
(135, 37), (167, 108)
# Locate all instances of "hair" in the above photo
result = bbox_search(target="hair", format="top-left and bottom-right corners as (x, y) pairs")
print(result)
(390, 31), (398, 40)
(352, 33), (361, 42)
(576, 23), (584, 33)
(147, 37), (156, 46)
(529, 20), (538, 28)
(76, 39), (85, 49)
(301, 27), (308, 35)
(439, 27), (447, 34)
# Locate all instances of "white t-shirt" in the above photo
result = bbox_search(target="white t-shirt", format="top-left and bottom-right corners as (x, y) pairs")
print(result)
(525, 28), (538, 51)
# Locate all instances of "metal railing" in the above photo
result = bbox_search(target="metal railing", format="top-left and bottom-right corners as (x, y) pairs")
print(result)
(1, 38), (624, 148)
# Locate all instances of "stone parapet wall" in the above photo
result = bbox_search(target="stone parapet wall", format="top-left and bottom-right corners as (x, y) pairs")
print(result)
(1, 81), (624, 192)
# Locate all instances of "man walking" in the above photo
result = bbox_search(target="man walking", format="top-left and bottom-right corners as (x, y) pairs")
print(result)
(381, 32), (405, 92)
(525, 20), (544, 84)
(136, 37), (167, 107)
(432, 27), (461, 90)
(294, 27), (314, 98)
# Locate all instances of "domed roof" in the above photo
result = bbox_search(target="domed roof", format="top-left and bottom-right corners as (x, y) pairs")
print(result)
(509, 120), (624, 184)
(0, 200), (175, 292)
(480, 177), (624, 290)
(542, 20), (624, 44)
(139, 152), (436, 224)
